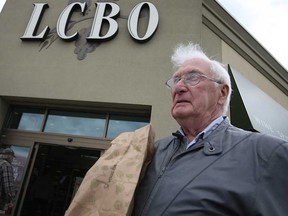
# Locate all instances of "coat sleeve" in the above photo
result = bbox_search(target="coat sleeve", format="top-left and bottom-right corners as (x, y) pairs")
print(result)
(255, 140), (288, 216)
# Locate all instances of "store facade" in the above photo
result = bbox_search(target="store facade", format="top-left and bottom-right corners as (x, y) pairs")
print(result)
(0, 0), (287, 215)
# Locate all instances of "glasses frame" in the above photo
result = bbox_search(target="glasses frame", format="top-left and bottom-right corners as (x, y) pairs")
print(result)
(165, 72), (222, 89)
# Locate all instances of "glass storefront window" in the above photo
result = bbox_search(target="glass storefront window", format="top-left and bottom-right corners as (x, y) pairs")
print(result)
(44, 110), (106, 137)
(6, 108), (45, 132)
(106, 115), (149, 139)
(5, 106), (151, 139)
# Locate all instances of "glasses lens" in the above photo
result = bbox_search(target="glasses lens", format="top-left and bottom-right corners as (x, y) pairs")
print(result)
(174, 77), (181, 84)
(185, 73), (200, 86)
(166, 79), (174, 88)
(167, 77), (180, 88)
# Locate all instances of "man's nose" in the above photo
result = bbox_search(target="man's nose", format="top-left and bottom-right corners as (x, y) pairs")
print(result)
(173, 79), (187, 93)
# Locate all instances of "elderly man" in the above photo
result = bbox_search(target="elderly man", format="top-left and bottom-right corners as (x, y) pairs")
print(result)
(0, 148), (16, 215)
(133, 43), (288, 216)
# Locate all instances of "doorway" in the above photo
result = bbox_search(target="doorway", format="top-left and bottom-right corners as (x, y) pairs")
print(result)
(19, 143), (101, 216)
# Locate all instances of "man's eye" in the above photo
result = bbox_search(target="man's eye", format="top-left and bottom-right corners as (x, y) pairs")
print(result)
(186, 74), (198, 81)
(173, 77), (180, 83)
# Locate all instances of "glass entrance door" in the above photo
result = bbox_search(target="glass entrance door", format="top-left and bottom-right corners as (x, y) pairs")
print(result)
(19, 143), (100, 216)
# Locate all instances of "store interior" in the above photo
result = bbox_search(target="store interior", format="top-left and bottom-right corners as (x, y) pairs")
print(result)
(20, 144), (101, 216)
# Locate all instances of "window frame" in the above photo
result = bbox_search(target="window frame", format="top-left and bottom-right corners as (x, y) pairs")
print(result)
(3, 103), (151, 140)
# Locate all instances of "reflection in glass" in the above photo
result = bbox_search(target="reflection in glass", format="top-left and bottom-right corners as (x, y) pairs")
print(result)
(107, 115), (149, 139)
(6, 108), (45, 132)
(44, 110), (106, 137)
(0, 145), (30, 215)
(10, 146), (30, 188)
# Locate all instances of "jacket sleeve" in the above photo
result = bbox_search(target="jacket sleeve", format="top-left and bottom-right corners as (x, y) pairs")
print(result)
(255, 140), (288, 216)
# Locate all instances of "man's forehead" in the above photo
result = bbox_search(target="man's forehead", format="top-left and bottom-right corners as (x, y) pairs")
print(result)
(174, 58), (211, 75)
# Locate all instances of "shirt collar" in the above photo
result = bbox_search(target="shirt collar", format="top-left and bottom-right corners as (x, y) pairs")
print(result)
(178, 116), (225, 149)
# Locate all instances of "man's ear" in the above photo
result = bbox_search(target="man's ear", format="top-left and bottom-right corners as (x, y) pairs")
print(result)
(218, 84), (229, 105)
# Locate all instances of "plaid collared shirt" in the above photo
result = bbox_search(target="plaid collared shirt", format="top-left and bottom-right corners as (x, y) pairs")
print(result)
(0, 159), (15, 209)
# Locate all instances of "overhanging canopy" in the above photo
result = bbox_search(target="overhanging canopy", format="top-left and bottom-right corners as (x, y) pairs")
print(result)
(228, 65), (288, 141)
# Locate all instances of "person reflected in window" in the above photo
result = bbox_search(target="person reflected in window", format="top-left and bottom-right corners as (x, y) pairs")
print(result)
(0, 148), (16, 216)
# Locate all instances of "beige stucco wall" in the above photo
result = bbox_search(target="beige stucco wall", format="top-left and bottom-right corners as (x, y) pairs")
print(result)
(201, 25), (223, 62)
(221, 41), (288, 110)
(0, 0), (206, 138)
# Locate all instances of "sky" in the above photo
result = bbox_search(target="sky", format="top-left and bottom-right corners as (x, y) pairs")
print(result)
(217, 0), (288, 70)
(0, 0), (287, 70)
(0, 0), (3, 13)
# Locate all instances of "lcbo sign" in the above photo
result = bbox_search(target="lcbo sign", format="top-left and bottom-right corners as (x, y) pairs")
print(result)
(20, 2), (159, 42)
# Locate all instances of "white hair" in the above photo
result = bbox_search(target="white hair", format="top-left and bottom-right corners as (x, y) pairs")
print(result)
(171, 42), (232, 115)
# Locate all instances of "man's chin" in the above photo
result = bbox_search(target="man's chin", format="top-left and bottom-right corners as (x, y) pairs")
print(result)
(172, 110), (191, 119)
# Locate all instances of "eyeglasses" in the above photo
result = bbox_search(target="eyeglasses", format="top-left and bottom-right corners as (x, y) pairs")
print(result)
(165, 72), (222, 89)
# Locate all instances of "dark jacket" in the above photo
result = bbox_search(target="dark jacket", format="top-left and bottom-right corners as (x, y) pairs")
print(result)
(133, 118), (288, 216)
